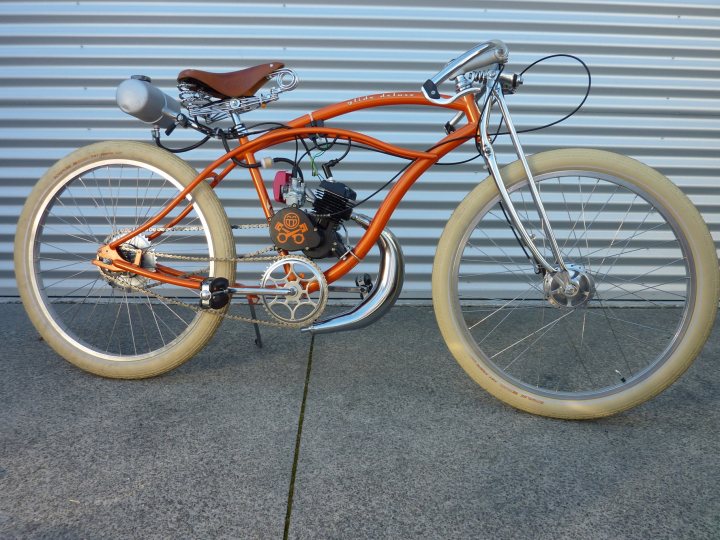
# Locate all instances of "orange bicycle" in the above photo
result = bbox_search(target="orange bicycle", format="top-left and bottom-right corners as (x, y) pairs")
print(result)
(15, 40), (718, 419)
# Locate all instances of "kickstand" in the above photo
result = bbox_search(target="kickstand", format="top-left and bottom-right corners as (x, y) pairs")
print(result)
(248, 301), (263, 348)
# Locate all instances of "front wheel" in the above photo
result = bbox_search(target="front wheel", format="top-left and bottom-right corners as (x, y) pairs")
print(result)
(433, 149), (719, 419)
(14, 141), (236, 379)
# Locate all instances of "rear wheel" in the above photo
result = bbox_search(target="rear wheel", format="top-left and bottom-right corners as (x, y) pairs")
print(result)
(433, 149), (719, 419)
(14, 141), (236, 378)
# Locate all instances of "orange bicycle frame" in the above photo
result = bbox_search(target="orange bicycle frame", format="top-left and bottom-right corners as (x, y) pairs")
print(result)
(97, 92), (482, 289)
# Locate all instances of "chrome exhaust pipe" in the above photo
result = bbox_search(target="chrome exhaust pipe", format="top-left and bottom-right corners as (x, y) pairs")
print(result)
(302, 214), (404, 334)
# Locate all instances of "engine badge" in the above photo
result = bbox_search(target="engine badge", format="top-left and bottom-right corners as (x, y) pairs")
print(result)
(270, 207), (322, 251)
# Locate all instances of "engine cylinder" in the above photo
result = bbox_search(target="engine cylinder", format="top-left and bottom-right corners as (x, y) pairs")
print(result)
(313, 180), (356, 221)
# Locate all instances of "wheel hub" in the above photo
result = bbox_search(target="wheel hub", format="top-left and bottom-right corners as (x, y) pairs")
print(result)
(99, 233), (157, 290)
(543, 263), (595, 308)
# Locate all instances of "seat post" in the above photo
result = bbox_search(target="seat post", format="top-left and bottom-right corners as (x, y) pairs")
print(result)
(231, 112), (244, 132)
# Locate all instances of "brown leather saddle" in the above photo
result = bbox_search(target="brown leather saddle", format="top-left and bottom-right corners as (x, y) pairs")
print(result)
(177, 62), (284, 99)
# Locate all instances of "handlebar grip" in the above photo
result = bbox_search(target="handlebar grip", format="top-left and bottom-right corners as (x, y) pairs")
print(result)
(454, 40), (509, 78)
(422, 40), (509, 103)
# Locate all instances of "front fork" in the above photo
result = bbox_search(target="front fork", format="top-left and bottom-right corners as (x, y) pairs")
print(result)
(478, 85), (567, 274)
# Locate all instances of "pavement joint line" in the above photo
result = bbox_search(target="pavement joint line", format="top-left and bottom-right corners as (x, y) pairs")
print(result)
(283, 334), (315, 540)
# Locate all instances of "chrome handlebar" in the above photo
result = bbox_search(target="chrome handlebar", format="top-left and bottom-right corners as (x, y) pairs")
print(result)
(421, 39), (509, 104)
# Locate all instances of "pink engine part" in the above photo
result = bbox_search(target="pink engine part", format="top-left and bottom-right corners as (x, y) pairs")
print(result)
(273, 171), (292, 203)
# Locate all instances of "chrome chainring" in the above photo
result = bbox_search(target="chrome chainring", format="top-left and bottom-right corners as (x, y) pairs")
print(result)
(98, 225), (325, 328)
(260, 256), (328, 324)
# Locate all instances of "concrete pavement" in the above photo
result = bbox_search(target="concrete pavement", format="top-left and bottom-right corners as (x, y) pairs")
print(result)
(1, 304), (718, 539)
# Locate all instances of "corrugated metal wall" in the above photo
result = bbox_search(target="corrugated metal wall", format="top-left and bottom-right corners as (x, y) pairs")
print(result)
(1, 0), (719, 298)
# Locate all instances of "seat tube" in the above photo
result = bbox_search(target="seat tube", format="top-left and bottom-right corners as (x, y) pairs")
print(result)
(239, 136), (274, 219)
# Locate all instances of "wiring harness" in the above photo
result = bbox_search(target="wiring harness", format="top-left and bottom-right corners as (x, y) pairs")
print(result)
(151, 54), (592, 216)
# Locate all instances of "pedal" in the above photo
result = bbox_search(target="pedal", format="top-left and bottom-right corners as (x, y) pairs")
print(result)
(355, 273), (373, 299)
(200, 277), (231, 309)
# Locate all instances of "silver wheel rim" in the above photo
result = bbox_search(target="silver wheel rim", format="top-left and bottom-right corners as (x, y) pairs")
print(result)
(27, 159), (217, 362)
(451, 171), (694, 399)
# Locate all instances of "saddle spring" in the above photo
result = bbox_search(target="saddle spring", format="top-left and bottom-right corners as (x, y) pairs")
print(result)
(178, 68), (299, 124)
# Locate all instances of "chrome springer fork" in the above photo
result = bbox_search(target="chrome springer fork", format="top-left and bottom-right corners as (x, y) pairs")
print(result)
(477, 70), (568, 274)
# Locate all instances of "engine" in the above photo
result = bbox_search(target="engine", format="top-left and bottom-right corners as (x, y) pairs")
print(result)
(270, 174), (356, 260)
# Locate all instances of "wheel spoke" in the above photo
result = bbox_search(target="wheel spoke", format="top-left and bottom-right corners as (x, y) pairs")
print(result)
(452, 169), (692, 398)
(496, 308), (577, 366)
(27, 158), (220, 361)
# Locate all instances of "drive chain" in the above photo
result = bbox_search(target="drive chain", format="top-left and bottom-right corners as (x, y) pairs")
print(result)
(105, 223), (312, 329)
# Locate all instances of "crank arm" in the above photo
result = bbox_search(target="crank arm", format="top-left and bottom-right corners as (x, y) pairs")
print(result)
(226, 286), (293, 296)
(201, 278), (293, 309)
(328, 273), (374, 297)
(327, 285), (364, 294)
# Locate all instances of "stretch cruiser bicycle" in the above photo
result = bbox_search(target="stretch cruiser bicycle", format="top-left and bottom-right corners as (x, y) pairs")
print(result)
(15, 40), (719, 419)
